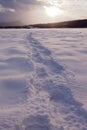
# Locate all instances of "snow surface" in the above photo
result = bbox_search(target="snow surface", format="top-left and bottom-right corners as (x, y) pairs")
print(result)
(0, 29), (87, 130)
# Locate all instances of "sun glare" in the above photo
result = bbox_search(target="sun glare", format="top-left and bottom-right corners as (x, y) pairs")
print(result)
(44, 6), (63, 17)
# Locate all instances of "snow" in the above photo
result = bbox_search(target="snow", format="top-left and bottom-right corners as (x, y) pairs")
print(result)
(0, 29), (87, 130)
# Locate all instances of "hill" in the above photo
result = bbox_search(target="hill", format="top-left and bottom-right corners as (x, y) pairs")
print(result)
(0, 19), (87, 28)
(32, 19), (87, 28)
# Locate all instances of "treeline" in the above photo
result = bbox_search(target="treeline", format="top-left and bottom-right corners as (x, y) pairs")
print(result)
(0, 26), (28, 29)
(0, 19), (87, 28)
(32, 19), (87, 28)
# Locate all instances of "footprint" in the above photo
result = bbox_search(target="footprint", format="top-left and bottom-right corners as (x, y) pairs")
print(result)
(36, 67), (48, 78)
(43, 59), (64, 74)
(22, 115), (51, 130)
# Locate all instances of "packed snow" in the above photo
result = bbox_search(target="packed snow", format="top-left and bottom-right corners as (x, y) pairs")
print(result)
(0, 29), (87, 130)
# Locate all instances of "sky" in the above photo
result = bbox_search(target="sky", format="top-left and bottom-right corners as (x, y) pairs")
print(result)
(0, 0), (87, 24)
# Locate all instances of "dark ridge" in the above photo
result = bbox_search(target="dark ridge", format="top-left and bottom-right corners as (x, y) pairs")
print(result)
(0, 21), (24, 28)
(0, 19), (87, 28)
(32, 19), (87, 28)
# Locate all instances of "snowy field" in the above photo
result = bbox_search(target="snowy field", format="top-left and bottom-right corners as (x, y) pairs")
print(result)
(0, 29), (87, 130)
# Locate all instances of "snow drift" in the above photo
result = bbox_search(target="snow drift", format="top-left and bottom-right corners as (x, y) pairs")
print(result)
(0, 29), (87, 130)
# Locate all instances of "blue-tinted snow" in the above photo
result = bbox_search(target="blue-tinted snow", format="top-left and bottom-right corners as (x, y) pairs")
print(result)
(0, 29), (87, 130)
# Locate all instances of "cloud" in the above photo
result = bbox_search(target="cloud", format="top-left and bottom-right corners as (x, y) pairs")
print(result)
(0, 4), (15, 13)
(61, 0), (87, 18)
(0, 0), (86, 24)
(0, 0), (38, 23)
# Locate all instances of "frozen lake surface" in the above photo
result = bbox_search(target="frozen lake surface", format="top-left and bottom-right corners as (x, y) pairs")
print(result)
(0, 29), (87, 130)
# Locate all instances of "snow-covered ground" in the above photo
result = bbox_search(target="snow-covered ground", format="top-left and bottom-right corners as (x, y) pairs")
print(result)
(0, 29), (87, 130)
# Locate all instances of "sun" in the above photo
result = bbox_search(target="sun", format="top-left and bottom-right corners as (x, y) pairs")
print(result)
(44, 6), (63, 17)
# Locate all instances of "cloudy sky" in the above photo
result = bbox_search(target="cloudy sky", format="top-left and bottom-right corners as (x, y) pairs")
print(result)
(0, 0), (87, 24)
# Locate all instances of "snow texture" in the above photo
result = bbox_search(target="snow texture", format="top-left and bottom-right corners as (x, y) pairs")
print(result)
(0, 29), (87, 130)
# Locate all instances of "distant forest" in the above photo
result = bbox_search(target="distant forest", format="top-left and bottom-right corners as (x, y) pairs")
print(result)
(0, 19), (87, 28)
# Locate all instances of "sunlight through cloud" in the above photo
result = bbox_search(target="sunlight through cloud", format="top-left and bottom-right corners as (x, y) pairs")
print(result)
(44, 6), (63, 17)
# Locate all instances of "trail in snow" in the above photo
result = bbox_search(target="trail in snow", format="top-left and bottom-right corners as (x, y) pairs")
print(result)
(0, 30), (87, 130)
(20, 32), (87, 130)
